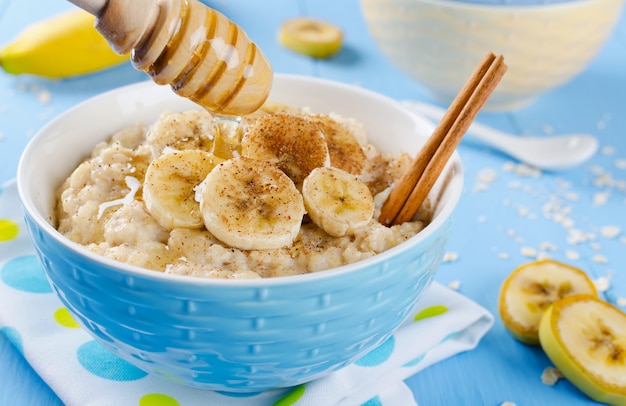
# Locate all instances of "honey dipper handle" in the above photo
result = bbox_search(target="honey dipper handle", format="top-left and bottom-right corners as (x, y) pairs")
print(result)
(67, 0), (108, 16)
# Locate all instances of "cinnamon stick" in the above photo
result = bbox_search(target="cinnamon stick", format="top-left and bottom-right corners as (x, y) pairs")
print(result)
(379, 51), (507, 226)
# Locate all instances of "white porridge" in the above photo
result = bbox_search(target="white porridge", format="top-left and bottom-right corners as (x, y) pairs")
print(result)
(55, 104), (428, 279)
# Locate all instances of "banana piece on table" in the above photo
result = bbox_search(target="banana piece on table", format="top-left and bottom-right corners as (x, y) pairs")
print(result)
(200, 156), (305, 250)
(241, 113), (330, 185)
(539, 294), (626, 405)
(146, 110), (218, 158)
(278, 17), (343, 58)
(498, 259), (597, 345)
(0, 10), (128, 78)
(302, 166), (374, 237)
(143, 150), (224, 230)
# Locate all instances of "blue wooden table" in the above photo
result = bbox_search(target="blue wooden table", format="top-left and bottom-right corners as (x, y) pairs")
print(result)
(1, 0), (625, 404)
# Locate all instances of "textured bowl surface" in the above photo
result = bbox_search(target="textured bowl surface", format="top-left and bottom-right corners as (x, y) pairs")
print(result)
(17, 75), (463, 392)
(361, 0), (624, 110)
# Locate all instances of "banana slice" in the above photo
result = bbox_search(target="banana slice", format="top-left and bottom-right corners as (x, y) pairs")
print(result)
(307, 114), (367, 175)
(241, 113), (330, 185)
(539, 294), (626, 405)
(278, 18), (343, 58)
(143, 150), (224, 229)
(200, 156), (305, 250)
(302, 166), (374, 237)
(146, 110), (217, 158)
(499, 259), (597, 345)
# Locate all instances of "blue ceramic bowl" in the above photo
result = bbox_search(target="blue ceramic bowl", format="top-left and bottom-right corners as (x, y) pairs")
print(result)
(17, 75), (463, 392)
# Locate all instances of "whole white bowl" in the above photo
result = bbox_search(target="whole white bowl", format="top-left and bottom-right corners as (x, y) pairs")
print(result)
(361, 0), (624, 110)
(17, 75), (463, 392)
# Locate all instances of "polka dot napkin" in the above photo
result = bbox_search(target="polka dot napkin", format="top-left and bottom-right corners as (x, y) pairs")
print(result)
(0, 180), (493, 406)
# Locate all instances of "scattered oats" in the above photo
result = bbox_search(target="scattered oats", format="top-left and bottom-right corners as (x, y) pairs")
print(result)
(563, 192), (579, 201)
(477, 168), (497, 183)
(477, 215), (487, 223)
(37, 89), (51, 104)
(539, 241), (557, 251)
(516, 163), (541, 177)
(593, 276), (610, 292)
(500, 402), (517, 406)
(616, 159), (626, 169)
(536, 252), (551, 261)
(515, 236), (525, 244)
(566, 229), (595, 245)
(508, 180), (522, 189)
(593, 174), (612, 187)
(617, 297), (626, 307)
(507, 229), (516, 238)
(541, 124), (554, 135)
(601, 146), (615, 155)
(592, 254), (608, 264)
(620, 236), (626, 244)
(442, 252), (459, 263)
(517, 206), (529, 217)
(498, 252), (510, 260)
(565, 250), (580, 261)
(593, 190), (611, 207)
(502, 162), (516, 172)
(473, 182), (489, 192)
(520, 246), (537, 258)
(0, 104), (7, 113)
(504, 162), (541, 177)
(589, 165), (605, 176)
(448, 280), (461, 290)
(0, 132), (4, 142)
(555, 179), (572, 189)
(541, 367), (564, 386)
(502, 198), (511, 206)
(596, 120), (607, 130)
(590, 242), (602, 251)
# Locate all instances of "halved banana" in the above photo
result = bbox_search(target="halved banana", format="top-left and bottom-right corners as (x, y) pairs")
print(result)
(146, 110), (217, 158)
(241, 113), (330, 185)
(302, 166), (374, 237)
(539, 294), (626, 405)
(307, 114), (367, 175)
(200, 156), (305, 250)
(278, 18), (343, 58)
(499, 259), (597, 345)
(143, 150), (224, 229)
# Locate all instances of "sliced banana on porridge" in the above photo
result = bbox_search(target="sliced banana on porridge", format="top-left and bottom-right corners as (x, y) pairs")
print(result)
(302, 166), (374, 237)
(307, 114), (367, 175)
(241, 113), (330, 185)
(200, 156), (306, 250)
(146, 110), (218, 158)
(143, 149), (224, 229)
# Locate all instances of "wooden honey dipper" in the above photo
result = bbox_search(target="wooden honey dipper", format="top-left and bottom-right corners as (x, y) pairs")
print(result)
(68, 0), (273, 116)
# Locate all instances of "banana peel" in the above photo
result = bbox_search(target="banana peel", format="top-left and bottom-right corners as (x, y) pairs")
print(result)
(0, 9), (128, 79)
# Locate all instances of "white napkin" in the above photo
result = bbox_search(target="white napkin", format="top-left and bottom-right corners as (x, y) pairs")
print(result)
(0, 180), (493, 406)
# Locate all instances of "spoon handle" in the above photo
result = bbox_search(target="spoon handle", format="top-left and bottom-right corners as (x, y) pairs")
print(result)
(407, 101), (520, 154)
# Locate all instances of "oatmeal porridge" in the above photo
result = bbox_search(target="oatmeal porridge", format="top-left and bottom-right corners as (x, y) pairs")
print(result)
(55, 103), (428, 279)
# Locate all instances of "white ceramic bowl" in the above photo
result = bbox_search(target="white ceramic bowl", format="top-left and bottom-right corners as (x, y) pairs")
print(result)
(17, 75), (463, 392)
(361, 0), (624, 110)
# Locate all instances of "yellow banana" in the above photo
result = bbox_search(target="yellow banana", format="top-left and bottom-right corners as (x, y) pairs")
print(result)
(0, 10), (128, 79)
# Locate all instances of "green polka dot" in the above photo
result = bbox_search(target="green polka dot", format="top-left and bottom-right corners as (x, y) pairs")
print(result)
(273, 385), (305, 406)
(54, 307), (80, 328)
(139, 393), (180, 406)
(0, 219), (19, 242)
(413, 305), (449, 322)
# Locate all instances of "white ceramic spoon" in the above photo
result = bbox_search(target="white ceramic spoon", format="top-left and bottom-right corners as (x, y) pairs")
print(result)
(406, 101), (599, 171)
